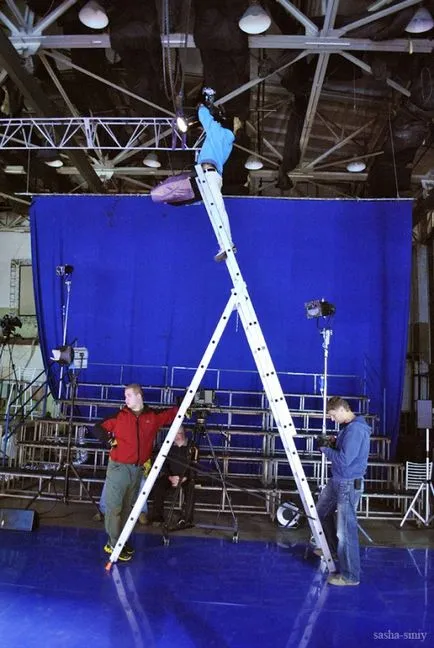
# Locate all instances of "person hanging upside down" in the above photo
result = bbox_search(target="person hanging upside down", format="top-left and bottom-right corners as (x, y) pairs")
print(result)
(196, 93), (242, 262)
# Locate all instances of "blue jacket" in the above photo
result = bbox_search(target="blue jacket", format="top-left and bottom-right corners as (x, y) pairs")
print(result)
(197, 105), (235, 175)
(322, 415), (371, 480)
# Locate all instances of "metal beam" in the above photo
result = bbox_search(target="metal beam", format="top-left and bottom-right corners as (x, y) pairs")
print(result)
(334, 0), (421, 36)
(5, 32), (433, 54)
(299, 0), (341, 159)
(216, 51), (311, 106)
(5, 0), (26, 29)
(0, 117), (198, 151)
(304, 119), (375, 169)
(0, 30), (103, 193)
(275, 0), (318, 35)
(45, 50), (175, 118)
(340, 51), (410, 97)
(33, 0), (78, 34)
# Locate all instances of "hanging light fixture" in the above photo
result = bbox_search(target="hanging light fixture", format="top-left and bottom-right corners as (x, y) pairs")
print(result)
(244, 155), (264, 170)
(4, 165), (25, 174)
(346, 160), (366, 172)
(143, 152), (161, 168)
(405, 7), (434, 34)
(45, 158), (64, 168)
(79, 1), (109, 30)
(239, 1), (271, 35)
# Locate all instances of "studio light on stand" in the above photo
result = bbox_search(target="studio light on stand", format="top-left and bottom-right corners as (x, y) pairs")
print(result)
(305, 299), (336, 489)
(25, 342), (98, 512)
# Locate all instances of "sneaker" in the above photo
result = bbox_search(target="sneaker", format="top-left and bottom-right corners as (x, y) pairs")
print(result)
(103, 542), (132, 562)
(138, 512), (148, 525)
(124, 542), (135, 556)
(327, 574), (359, 586)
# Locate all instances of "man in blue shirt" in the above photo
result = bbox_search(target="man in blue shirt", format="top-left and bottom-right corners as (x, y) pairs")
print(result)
(197, 101), (241, 262)
(316, 396), (371, 586)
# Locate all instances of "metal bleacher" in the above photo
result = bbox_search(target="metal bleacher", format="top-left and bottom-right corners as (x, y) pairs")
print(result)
(0, 368), (412, 521)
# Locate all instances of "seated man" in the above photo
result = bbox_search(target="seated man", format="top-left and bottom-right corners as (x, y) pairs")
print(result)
(149, 426), (197, 529)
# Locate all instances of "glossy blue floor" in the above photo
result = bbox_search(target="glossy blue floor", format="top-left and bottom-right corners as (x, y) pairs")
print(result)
(0, 521), (433, 648)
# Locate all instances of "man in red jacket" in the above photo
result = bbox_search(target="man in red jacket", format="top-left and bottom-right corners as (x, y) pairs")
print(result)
(94, 383), (178, 561)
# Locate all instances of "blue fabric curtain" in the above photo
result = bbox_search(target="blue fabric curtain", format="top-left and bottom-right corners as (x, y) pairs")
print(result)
(30, 195), (412, 451)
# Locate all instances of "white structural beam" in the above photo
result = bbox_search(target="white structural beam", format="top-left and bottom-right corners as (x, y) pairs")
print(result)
(3, 33), (432, 54)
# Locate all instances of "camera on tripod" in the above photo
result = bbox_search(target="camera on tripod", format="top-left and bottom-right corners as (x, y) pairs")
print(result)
(192, 389), (216, 427)
(0, 314), (22, 339)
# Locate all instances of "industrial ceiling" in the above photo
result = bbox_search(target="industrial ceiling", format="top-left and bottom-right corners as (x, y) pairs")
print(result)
(1, 0), (434, 234)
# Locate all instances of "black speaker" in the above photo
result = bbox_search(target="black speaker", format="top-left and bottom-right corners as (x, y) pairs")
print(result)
(0, 508), (38, 531)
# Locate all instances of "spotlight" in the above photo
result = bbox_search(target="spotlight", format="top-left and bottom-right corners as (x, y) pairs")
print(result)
(51, 345), (74, 366)
(51, 345), (88, 369)
(276, 502), (302, 529)
(305, 299), (336, 319)
(176, 112), (189, 134)
(239, 0), (271, 34)
(78, 1), (109, 29)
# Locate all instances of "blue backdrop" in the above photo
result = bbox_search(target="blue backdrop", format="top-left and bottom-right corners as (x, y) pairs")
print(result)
(30, 195), (412, 450)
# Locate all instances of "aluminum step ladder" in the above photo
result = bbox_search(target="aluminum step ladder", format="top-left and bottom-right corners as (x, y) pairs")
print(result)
(106, 165), (336, 572)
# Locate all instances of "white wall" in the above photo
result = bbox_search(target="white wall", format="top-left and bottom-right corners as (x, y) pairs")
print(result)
(0, 232), (44, 376)
(0, 232), (31, 307)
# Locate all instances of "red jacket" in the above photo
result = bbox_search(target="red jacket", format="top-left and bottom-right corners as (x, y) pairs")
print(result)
(95, 405), (178, 465)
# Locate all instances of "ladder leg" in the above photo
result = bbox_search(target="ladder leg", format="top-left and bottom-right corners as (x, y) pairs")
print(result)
(194, 164), (336, 572)
(106, 294), (237, 568)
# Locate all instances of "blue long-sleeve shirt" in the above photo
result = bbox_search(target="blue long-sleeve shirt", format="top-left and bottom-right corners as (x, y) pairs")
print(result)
(321, 415), (371, 480)
(197, 105), (235, 175)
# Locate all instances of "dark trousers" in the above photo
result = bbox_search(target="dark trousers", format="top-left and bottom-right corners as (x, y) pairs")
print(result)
(151, 476), (195, 523)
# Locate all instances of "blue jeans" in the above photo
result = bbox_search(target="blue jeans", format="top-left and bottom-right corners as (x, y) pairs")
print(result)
(316, 478), (363, 582)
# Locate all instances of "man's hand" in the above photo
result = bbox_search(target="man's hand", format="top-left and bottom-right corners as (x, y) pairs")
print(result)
(317, 435), (336, 449)
(169, 475), (180, 488)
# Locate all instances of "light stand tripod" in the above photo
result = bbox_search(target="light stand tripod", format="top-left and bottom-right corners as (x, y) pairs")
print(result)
(400, 428), (434, 528)
(25, 366), (100, 512)
(0, 316), (24, 464)
(306, 301), (374, 546)
(56, 265), (74, 402)
(319, 324), (333, 489)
